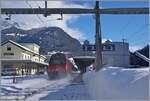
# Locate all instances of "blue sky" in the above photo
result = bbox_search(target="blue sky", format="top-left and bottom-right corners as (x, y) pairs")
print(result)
(67, 1), (149, 51)
(1, 0), (149, 51)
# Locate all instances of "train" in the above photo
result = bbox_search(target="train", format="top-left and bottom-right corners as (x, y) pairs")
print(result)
(47, 52), (75, 79)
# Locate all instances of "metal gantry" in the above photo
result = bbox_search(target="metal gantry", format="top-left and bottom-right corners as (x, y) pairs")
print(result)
(1, 1), (149, 71)
(1, 8), (149, 14)
(95, 1), (102, 71)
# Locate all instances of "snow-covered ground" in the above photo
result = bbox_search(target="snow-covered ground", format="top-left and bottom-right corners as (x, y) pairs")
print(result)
(1, 66), (149, 100)
(27, 81), (90, 101)
(83, 66), (149, 100)
(1, 74), (91, 101)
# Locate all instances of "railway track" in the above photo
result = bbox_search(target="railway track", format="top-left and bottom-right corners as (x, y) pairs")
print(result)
(1, 80), (67, 101)
(1, 74), (83, 101)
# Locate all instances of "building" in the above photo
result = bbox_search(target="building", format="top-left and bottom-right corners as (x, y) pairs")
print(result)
(1, 40), (48, 75)
(82, 40), (130, 67)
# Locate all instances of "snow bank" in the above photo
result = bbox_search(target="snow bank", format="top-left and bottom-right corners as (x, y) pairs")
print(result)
(83, 67), (149, 100)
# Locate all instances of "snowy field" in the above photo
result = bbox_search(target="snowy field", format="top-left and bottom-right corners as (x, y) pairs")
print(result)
(83, 66), (149, 100)
(1, 74), (91, 101)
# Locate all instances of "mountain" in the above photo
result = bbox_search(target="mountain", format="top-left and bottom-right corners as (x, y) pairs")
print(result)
(1, 20), (21, 30)
(130, 45), (149, 66)
(1, 26), (83, 55)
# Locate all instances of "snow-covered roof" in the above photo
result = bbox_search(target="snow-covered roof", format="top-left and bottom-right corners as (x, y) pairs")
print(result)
(20, 43), (40, 48)
(47, 51), (72, 55)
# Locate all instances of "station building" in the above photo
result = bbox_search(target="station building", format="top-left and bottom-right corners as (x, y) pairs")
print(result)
(1, 40), (48, 75)
(82, 40), (130, 67)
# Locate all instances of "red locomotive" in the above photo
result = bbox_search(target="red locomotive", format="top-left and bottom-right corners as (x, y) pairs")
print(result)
(47, 52), (73, 79)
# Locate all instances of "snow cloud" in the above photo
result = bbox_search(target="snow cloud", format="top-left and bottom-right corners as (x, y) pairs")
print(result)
(1, 0), (88, 41)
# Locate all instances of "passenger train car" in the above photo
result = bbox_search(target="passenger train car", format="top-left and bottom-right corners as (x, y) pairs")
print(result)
(47, 53), (74, 79)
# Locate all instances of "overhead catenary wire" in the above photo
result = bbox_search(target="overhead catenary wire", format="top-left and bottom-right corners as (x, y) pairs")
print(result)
(127, 23), (148, 40)
(25, 0), (44, 24)
(130, 29), (147, 40)
(131, 23), (148, 35)
(129, 32), (148, 47)
(119, 16), (134, 38)
(127, 24), (148, 48)
(119, 15), (148, 51)
(35, 1), (41, 8)
(118, 14), (148, 44)
(27, 1), (59, 25)
(130, 34), (148, 45)
(129, 38), (147, 52)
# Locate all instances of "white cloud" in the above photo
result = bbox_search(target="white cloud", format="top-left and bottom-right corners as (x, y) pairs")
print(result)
(1, 1), (88, 41)
(129, 45), (143, 52)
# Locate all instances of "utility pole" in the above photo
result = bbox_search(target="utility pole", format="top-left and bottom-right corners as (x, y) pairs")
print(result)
(122, 38), (126, 66)
(44, 1), (48, 17)
(95, 1), (103, 71)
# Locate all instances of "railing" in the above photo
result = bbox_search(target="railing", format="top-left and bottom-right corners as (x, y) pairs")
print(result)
(135, 51), (149, 63)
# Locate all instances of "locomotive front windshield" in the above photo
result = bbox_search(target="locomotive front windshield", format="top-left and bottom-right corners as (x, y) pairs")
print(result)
(49, 53), (66, 65)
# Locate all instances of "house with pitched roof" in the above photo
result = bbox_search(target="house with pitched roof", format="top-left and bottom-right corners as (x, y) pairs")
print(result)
(1, 40), (48, 75)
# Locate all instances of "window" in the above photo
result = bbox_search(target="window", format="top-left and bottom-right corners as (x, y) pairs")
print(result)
(92, 46), (95, 50)
(83, 45), (96, 51)
(103, 44), (115, 51)
(7, 46), (11, 51)
(105, 45), (112, 50)
(4, 53), (14, 56)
